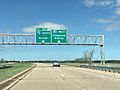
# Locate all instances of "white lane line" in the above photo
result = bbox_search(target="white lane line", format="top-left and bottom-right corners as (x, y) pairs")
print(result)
(61, 74), (64, 77)
(61, 73), (65, 80)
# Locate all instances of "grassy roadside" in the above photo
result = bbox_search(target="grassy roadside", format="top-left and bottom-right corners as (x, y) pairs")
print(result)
(0, 63), (32, 82)
(62, 63), (120, 68)
(93, 63), (120, 67)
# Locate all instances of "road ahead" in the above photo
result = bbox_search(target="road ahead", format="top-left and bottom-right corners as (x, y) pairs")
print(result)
(9, 63), (120, 90)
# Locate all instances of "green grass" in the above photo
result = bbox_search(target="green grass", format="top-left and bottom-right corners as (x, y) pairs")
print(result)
(93, 63), (120, 67)
(0, 63), (32, 82)
(62, 63), (120, 68)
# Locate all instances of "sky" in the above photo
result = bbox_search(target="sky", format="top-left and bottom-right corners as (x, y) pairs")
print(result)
(0, 0), (120, 60)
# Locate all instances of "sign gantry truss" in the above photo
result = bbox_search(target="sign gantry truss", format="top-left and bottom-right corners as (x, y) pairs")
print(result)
(0, 34), (103, 46)
(0, 33), (105, 64)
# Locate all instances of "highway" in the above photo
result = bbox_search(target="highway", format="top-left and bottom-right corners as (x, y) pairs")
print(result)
(9, 63), (120, 90)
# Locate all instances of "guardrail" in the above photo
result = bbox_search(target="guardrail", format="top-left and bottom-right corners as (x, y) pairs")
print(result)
(0, 65), (13, 69)
(80, 65), (120, 74)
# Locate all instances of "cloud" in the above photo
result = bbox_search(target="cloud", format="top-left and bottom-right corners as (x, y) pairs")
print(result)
(114, 0), (120, 15)
(95, 18), (120, 31)
(84, 0), (95, 7)
(116, 0), (120, 6)
(95, 18), (113, 24)
(96, 0), (113, 6)
(82, 0), (120, 31)
(104, 22), (120, 31)
(114, 8), (120, 15)
(83, 0), (113, 7)
(23, 22), (67, 33)
(83, 0), (120, 15)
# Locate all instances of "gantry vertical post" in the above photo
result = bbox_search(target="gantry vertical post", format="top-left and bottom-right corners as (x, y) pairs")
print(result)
(100, 35), (105, 65)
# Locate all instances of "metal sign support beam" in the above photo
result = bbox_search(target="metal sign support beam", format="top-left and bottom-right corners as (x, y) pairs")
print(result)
(0, 33), (105, 64)
(100, 35), (105, 65)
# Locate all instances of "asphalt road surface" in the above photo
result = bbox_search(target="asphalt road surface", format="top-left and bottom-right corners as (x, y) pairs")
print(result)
(9, 63), (120, 90)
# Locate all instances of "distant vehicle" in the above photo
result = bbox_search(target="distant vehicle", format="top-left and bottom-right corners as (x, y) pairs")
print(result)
(53, 61), (60, 67)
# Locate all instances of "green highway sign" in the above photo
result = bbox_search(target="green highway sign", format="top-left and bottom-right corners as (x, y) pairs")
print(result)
(36, 28), (47, 31)
(36, 28), (67, 44)
(36, 28), (51, 43)
(52, 30), (66, 44)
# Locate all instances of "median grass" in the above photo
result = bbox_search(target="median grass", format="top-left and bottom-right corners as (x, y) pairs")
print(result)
(0, 63), (32, 82)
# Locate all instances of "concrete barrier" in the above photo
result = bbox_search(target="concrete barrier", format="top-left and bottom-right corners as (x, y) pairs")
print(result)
(0, 65), (13, 69)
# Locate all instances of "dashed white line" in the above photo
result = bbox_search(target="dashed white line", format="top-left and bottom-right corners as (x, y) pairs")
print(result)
(61, 74), (64, 77)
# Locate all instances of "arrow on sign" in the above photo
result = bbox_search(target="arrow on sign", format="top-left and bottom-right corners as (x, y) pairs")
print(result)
(42, 40), (45, 43)
(58, 40), (60, 44)
(37, 31), (41, 35)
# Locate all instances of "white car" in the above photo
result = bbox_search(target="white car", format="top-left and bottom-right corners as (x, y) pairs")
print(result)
(53, 61), (60, 67)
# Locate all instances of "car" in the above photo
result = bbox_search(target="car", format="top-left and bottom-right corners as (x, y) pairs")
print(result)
(53, 61), (60, 67)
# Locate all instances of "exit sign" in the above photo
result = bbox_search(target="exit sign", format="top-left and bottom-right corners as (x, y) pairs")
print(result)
(52, 30), (66, 44)
(36, 28), (51, 44)
(36, 28), (67, 44)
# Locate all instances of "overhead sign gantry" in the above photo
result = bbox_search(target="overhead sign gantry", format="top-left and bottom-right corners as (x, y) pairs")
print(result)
(0, 28), (105, 64)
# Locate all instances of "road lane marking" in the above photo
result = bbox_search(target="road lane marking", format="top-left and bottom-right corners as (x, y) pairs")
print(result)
(61, 74), (64, 77)
(61, 73), (65, 80)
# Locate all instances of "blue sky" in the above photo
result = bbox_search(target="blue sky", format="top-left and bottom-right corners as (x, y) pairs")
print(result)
(0, 0), (120, 60)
